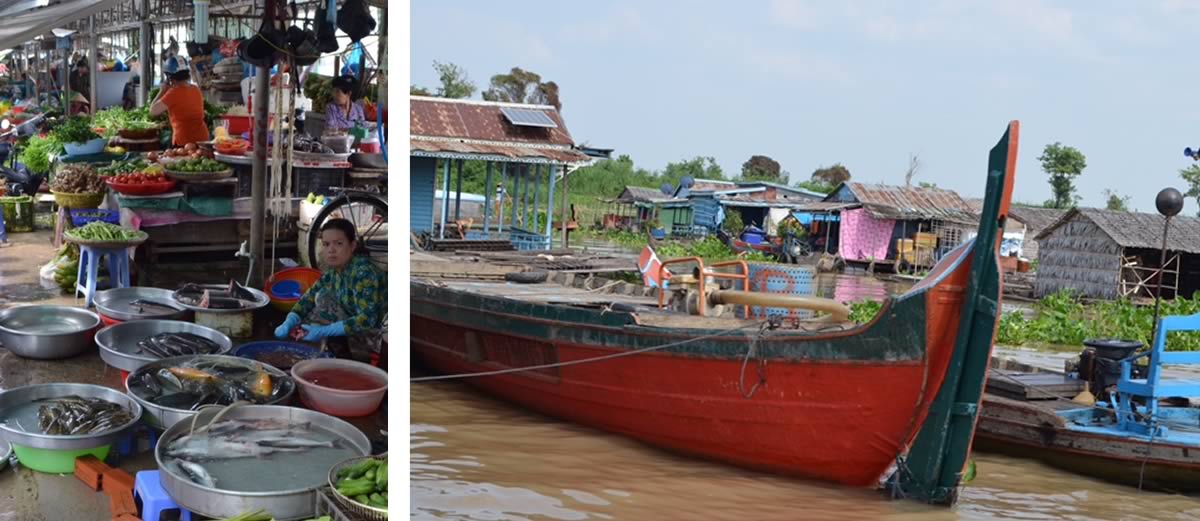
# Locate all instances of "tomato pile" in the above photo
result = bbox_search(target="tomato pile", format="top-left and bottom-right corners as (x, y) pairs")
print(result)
(111, 171), (168, 185)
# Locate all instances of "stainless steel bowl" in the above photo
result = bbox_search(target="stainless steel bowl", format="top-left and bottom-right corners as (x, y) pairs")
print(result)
(95, 287), (191, 322)
(171, 285), (271, 315)
(0, 383), (143, 450)
(96, 320), (233, 373)
(125, 355), (294, 430)
(0, 306), (100, 359)
(156, 405), (370, 521)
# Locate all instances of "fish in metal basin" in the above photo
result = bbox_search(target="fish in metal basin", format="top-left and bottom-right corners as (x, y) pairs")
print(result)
(166, 438), (306, 461)
(173, 281), (258, 309)
(174, 459), (217, 488)
(36, 396), (132, 436)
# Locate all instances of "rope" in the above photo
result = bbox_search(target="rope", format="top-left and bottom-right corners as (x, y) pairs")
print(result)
(737, 321), (772, 398)
(411, 320), (767, 383)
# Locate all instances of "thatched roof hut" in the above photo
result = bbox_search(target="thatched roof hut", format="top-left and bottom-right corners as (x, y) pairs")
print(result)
(1033, 208), (1200, 299)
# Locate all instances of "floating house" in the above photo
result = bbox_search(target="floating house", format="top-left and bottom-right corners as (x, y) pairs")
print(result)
(667, 180), (824, 236)
(1034, 208), (1200, 300)
(409, 96), (593, 249)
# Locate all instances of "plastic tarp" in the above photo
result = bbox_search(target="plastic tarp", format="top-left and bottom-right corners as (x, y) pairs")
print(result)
(0, 0), (123, 52)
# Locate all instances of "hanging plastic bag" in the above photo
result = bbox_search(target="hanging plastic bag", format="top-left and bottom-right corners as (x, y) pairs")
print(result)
(336, 0), (375, 43)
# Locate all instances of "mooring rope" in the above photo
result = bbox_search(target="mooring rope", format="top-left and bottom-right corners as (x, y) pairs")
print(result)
(410, 320), (768, 383)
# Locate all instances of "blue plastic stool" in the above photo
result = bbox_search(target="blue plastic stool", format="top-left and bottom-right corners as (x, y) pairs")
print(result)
(75, 244), (131, 308)
(134, 470), (193, 521)
(113, 424), (159, 461)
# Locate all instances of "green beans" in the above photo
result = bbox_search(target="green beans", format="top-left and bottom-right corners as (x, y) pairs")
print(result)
(64, 222), (142, 243)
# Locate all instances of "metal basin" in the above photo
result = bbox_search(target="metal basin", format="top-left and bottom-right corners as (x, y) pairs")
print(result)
(96, 320), (233, 373)
(125, 355), (294, 430)
(156, 405), (369, 521)
(0, 383), (143, 450)
(95, 287), (191, 321)
(171, 285), (271, 315)
(0, 306), (100, 359)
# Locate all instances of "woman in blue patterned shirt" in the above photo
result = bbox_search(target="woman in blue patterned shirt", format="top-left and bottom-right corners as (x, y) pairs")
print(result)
(274, 218), (386, 362)
(324, 75), (366, 132)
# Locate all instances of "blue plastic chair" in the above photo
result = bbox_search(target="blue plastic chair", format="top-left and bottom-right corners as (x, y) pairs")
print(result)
(1117, 311), (1200, 435)
(134, 470), (193, 521)
(75, 244), (131, 308)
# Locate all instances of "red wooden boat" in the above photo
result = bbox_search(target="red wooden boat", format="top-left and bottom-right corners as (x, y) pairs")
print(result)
(411, 122), (1020, 505)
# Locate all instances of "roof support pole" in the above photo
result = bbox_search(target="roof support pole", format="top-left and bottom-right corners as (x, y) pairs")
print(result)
(516, 165), (526, 228)
(531, 165), (541, 234)
(60, 44), (68, 110)
(497, 163), (506, 233)
(138, 0), (151, 106)
(560, 164), (570, 248)
(30, 45), (38, 103)
(544, 164), (557, 249)
(482, 161), (493, 237)
(44, 47), (51, 106)
(438, 159), (450, 239)
(508, 163), (518, 230)
(88, 15), (98, 109)
(453, 158), (463, 222)
(249, 59), (270, 287)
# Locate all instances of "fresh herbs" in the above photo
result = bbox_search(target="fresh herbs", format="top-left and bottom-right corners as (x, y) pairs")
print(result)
(92, 107), (159, 136)
(51, 116), (100, 145)
(18, 134), (62, 175)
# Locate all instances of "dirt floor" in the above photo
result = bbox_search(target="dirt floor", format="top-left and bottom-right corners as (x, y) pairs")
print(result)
(0, 228), (388, 521)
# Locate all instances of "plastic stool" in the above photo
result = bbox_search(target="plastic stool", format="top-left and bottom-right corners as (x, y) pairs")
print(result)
(75, 244), (131, 308)
(114, 424), (159, 459)
(134, 470), (193, 521)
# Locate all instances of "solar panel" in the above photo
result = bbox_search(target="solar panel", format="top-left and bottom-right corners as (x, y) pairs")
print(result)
(501, 107), (559, 129)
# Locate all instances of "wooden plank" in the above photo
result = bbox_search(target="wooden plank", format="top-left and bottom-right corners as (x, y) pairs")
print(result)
(411, 260), (519, 279)
(986, 371), (1083, 400)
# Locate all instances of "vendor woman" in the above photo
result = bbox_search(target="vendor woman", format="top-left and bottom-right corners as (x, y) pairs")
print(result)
(274, 218), (386, 362)
(324, 75), (366, 132)
(149, 69), (209, 146)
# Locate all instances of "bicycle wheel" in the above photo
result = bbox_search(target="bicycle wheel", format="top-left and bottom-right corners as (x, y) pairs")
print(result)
(308, 192), (388, 271)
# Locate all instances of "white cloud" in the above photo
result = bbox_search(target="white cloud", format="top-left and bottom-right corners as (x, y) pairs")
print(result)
(768, 0), (822, 31)
(747, 47), (850, 83)
(521, 35), (553, 63)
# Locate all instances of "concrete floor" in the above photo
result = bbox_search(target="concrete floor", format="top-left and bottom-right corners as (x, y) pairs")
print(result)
(0, 228), (388, 520)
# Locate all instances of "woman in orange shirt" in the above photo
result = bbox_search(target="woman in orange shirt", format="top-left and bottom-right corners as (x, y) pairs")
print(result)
(149, 70), (209, 146)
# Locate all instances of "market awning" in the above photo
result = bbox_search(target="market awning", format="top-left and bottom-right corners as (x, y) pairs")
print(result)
(0, 0), (123, 51)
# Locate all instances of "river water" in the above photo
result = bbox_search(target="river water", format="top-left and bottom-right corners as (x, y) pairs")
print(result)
(412, 272), (1200, 520)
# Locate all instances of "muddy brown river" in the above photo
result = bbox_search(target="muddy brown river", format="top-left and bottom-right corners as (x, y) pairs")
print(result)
(411, 379), (1200, 521)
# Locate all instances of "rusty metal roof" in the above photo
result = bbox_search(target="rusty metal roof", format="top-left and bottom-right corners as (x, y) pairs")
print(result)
(410, 96), (590, 165)
(796, 202), (861, 212)
(1034, 207), (1200, 253)
(840, 182), (976, 223)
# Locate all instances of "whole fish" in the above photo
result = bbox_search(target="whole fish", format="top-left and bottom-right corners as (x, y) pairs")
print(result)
(255, 437), (336, 449)
(175, 460), (217, 488)
(167, 438), (305, 461)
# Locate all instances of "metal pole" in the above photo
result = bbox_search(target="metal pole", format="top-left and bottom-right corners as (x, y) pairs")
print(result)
(1151, 216), (1173, 344)
(824, 213), (832, 254)
(89, 16), (98, 109)
(560, 164), (570, 248)
(497, 163), (507, 233)
(377, 7), (386, 114)
(61, 45), (68, 110)
(249, 61), (271, 288)
(453, 159), (463, 222)
(483, 161), (493, 236)
(509, 164), (518, 230)
(544, 164), (557, 248)
(137, 0), (150, 105)
(531, 164), (541, 232)
(439, 159), (450, 239)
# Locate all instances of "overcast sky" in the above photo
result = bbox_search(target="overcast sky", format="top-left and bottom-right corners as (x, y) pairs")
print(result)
(411, 1), (1200, 212)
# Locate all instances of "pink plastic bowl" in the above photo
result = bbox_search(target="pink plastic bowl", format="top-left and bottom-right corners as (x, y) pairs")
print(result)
(290, 358), (387, 417)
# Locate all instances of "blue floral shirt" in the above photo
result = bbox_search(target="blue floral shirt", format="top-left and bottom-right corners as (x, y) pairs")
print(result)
(325, 101), (365, 130)
(293, 256), (386, 334)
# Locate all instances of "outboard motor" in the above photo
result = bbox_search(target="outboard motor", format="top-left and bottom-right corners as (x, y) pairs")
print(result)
(1073, 338), (1145, 400)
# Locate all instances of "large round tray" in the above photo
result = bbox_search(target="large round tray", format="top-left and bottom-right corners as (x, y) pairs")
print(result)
(156, 404), (370, 521)
(327, 453), (388, 520)
(125, 355), (295, 430)
(0, 383), (143, 450)
(95, 287), (191, 321)
(171, 284), (270, 314)
(163, 168), (234, 182)
(97, 320), (233, 373)
(63, 230), (148, 249)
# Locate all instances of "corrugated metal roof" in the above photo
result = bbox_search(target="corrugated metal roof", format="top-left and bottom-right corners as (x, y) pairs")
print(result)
(410, 96), (590, 164)
(796, 202), (861, 212)
(614, 186), (678, 204)
(840, 182), (977, 223)
(1034, 207), (1200, 254)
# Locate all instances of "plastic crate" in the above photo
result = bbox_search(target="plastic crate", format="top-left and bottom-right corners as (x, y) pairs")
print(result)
(68, 208), (119, 227)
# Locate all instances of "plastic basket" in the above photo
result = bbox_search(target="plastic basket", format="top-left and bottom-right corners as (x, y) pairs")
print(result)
(0, 195), (34, 232)
(69, 208), (120, 227)
(52, 191), (106, 209)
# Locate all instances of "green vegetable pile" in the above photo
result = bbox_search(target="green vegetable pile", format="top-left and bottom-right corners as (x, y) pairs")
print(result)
(170, 158), (226, 173)
(18, 134), (62, 175)
(64, 221), (142, 242)
(50, 115), (100, 145)
(303, 74), (333, 111)
(334, 456), (387, 509)
(204, 101), (226, 131)
(97, 158), (149, 176)
(92, 107), (159, 136)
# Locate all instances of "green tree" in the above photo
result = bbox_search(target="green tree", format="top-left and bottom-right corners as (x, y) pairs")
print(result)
(722, 210), (745, 234)
(482, 67), (561, 110)
(1102, 189), (1130, 212)
(793, 179), (834, 194)
(661, 156), (724, 188)
(558, 155), (657, 198)
(1180, 164), (1200, 216)
(918, 181), (938, 189)
(739, 155), (782, 182)
(432, 61), (476, 99)
(1038, 142), (1087, 209)
(811, 163), (851, 187)
(411, 85), (432, 96)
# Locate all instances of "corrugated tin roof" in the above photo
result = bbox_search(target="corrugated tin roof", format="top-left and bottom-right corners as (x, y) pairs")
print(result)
(614, 186), (678, 204)
(1034, 207), (1200, 254)
(409, 96), (590, 164)
(840, 182), (977, 223)
(796, 202), (861, 212)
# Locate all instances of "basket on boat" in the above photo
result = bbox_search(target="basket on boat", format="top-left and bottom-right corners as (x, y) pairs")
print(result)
(51, 191), (105, 209)
(327, 453), (387, 520)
